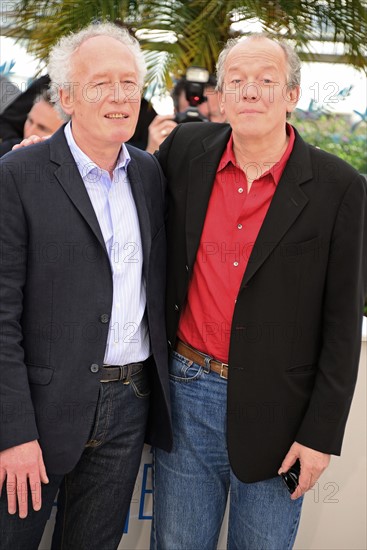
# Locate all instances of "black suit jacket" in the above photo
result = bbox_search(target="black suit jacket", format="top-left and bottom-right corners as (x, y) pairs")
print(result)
(158, 122), (367, 482)
(0, 126), (172, 474)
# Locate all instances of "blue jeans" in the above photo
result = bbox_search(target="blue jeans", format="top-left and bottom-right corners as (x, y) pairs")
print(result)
(151, 351), (303, 550)
(0, 364), (150, 550)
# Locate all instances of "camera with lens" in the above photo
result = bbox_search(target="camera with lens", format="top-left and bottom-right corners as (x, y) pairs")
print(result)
(174, 66), (210, 123)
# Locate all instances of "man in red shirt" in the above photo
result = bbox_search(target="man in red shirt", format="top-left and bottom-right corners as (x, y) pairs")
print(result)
(152, 34), (367, 549)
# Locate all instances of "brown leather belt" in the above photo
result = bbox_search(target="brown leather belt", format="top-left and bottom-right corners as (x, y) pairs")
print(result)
(175, 340), (229, 379)
(101, 360), (146, 383)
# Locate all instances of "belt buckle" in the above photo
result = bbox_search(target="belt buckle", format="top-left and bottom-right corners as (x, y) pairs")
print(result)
(208, 357), (228, 379)
(219, 362), (228, 379)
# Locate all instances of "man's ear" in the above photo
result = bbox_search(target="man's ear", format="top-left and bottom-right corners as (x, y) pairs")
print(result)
(286, 85), (301, 115)
(59, 86), (74, 116)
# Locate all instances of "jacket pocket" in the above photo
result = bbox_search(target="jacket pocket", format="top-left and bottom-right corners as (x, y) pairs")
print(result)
(281, 236), (321, 257)
(26, 364), (55, 385)
(285, 363), (317, 375)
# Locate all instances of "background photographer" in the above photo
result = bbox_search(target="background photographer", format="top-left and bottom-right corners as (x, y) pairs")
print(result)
(146, 70), (226, 153)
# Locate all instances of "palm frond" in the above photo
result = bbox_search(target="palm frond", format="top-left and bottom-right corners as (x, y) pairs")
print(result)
(1, 0), (366, 93)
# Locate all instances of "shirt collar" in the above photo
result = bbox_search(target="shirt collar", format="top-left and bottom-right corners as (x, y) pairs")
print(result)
(217, 123), (295, 186)
(64, 121), (131, 179)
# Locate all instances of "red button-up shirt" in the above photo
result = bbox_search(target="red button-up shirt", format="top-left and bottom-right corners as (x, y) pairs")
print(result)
(178, 124), (295, 363)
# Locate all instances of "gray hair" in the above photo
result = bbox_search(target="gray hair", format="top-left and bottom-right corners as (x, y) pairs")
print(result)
(48, 22), (147, 120)
(216, 33), (301, 92)
(33, 88), (54, 106)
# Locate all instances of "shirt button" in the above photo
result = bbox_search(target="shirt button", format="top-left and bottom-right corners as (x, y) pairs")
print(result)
(185, 265), (189, 272)
(238, 188), (244, 194)
(237, 224), (243, 229)
(233, 261), (239, 267)
(174, 304), (179, 311)
(100, 314), (110, 324)
(90, 363), (99, 373)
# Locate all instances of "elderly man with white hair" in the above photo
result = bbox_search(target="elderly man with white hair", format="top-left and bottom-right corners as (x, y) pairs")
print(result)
(0, 22), (172, 550)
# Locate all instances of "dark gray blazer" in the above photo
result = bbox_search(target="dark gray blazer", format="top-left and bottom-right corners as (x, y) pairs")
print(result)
(158, 122), (367, 482)
(0, 126), (172, 474)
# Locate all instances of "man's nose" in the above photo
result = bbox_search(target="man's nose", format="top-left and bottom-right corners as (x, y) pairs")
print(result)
(24, 123), (36, 138)
(242, 82), (260, 101)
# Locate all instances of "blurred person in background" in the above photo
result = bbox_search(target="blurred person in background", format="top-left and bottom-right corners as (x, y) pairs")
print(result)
(0, 89), (63, 157)
(0, 74), (50, 141)
(23, 90), (63, 139)
(146, 73), (226, 153)
(171, 73), (226, 123)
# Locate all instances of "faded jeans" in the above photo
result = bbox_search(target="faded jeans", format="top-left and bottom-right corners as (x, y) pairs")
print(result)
(151, 351), (303, 550)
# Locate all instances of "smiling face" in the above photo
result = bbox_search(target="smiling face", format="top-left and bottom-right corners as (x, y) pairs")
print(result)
(219, 37), (300, 144)
(60, 35), (141, 159)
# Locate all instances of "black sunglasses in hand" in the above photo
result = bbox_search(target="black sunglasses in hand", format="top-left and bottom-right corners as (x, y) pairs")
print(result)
(280, 459), (301, 494)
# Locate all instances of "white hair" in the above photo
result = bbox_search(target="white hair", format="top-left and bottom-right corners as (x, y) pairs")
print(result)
(216, 33), (301, 92)
(47, 22), (147, 120)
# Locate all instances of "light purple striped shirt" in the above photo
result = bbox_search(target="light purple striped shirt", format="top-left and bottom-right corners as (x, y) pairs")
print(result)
(65, 122), (150, 365)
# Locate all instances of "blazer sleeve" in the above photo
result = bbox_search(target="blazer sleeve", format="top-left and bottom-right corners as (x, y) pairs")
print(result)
(0, 160), (39, 451)
(296, 173), (367, 454)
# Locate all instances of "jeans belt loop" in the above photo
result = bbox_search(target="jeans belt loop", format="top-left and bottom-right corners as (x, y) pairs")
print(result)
(203, 355), (211, 374)
(123, 365), (132, 385)
(175, 340), (228, 380)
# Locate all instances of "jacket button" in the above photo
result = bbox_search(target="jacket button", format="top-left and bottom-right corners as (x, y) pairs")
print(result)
(90, 363), (99, 373)
(167, 340), (172, 348)
(100, 314), (110, 324)
(174, 304), (179, 311)
(185, 265), (189, 272)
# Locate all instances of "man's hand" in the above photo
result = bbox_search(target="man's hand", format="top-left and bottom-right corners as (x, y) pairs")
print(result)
(146, 115), (178, 153)
(12, 135), (50, 150)
(278, 441), (330, 500)
(0, 440), (49, 518)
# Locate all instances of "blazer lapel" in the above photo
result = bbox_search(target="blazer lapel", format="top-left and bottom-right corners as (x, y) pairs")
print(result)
(241, 130), (313, 287)
(49, 127), (108, 255)
(127, 156), (151, 279)
(186, 126), (232, 268)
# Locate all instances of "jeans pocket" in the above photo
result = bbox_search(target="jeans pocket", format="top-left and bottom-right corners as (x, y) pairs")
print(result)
(85, 386), (103, 447)
(169, 351), (204, 383)
(130, 367), (151, 398)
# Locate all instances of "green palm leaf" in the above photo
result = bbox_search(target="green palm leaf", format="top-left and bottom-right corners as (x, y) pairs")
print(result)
(2, 0), (366, 92)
